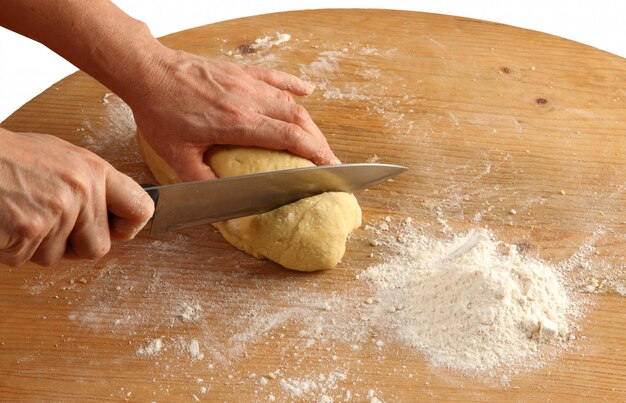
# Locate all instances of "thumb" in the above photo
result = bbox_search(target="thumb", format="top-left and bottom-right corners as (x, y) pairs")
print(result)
(106, 169), (155, 241)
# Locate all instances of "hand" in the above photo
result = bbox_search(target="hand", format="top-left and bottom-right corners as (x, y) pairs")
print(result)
(1, 1), (338, 182)
(128, 49), (340, 181)
(0, 129), (154, 267)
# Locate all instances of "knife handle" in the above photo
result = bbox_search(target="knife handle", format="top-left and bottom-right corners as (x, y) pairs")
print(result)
(140, 183), (160, 207)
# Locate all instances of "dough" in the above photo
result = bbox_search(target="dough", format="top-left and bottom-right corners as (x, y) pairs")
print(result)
(136, 133), (362, 271)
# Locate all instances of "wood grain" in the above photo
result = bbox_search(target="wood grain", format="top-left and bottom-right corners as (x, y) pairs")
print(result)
(1, 9), (625, 402)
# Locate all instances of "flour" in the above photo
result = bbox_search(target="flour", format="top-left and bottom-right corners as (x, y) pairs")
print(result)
(81, 94), (135, 155)
(250, 33), (291, 51)
(188, 339), (204, 360)
(24, 215), (589, 399)
(359, 47), (379, 55)
(19, 30), (624, 400)
(360, 226), (577, 372)
(78, 92), (150, 182)
(178, 302), (202, 322)
(297, 49), (376, 101)
(367, 389), (383, 403)
(231, 33), (292, 58)
(279, 372), (349, 399)
(137, 338), (163, 357)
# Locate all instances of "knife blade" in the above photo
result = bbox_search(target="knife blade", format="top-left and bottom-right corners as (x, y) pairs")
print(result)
(143, 163), (407, 234)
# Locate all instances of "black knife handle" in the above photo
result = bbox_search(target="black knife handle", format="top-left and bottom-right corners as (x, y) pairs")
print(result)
(141, 183), (160, 206)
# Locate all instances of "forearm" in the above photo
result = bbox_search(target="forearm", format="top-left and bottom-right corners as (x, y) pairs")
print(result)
(1, 0), (340, 176)
(0, 0), (168, 104)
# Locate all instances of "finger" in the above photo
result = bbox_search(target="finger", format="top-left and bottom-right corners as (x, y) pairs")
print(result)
(31, 210), (78, 267)
(0, 215), (49, 267)
(105, 170), (156, 241)
(68, 185), (111, 259)
(261, 95), (323, 140)
(255, 103), (341, 165)
(250, 115), (340, 166)
(163, 145), (218, 183)
(241, 65), (315, 96)
(0, 232), (47, 267)
(254, 95), (341, 165)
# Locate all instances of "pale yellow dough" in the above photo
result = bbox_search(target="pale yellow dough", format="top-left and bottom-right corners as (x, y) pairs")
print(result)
(136, 134), (362, 271)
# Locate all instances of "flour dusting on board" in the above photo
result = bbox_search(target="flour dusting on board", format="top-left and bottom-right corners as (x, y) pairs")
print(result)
(250, 33), (291, 51)
(78, 93), (150, 182)
(22, 35), (625, 402)
(81, 93), (135, 156)
(359, 225), (580, 374)
(222, 32), (291, 64)
(224, 33), (416, 133)
(137, 338), (163, 356)
(28, 216), (591, 400)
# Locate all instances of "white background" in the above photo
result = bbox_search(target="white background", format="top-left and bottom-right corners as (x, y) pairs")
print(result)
(1, 1), (625, 122)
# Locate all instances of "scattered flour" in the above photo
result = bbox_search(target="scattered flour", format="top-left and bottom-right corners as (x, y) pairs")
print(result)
(81, 94), (135, 155)
(231, 32), (292, 58)
(360, 227), (577, 372)
(359, 47), (379, 55)
(616, 283), (626, 296)
(25, 209), (596, 399)
(31, 33), (623, 399)
(136, 338), (163, 357)
(178, 302), (202, 322)
(367, 389), (383, 403)
(279, 372), (348, 399)
(188, 339), (204, 360)
(250, 33), (291, 50)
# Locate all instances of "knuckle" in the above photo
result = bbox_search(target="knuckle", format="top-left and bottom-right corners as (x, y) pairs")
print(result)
(266, 68), (279, 82)
(284, 124), (304, 143)
(315, 143), (328, 162)
(247, 65), (265, 77)
(90, 240), (111, 260)
(292, 104), (309, 121)
(220, 101), (244, 120)
(275, 89), (294, 104)
(71, 222), (111, 260)
(11, 257), (28, 267)
(75, 241), (110, 260)
(46, 191), (72, 218)
(32, 253), (58, 267)
(230, 109), (256, 129)
(0, 252), (28, 268)
(15, 214), (47, 241)
(61, 170), (91, 200)
(86, 154), (109, 174)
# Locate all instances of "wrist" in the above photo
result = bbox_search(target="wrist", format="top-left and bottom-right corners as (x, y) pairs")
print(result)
(91, 21), (170, 104)
(114, 44), (186, 111)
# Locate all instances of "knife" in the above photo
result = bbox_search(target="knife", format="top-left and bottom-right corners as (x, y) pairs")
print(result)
(142, 163), (407, 234)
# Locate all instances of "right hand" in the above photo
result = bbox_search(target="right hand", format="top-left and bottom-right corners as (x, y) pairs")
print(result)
(0, 129), (154, 267)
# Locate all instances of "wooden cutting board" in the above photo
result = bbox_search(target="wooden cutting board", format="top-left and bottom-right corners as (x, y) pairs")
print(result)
(1, 9), (625, 402)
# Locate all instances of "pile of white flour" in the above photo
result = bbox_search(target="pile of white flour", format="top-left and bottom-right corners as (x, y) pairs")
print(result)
(360, 226), (577, 372)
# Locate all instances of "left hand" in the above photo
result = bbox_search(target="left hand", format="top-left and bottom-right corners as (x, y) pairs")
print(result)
(127, 48), (340, 181)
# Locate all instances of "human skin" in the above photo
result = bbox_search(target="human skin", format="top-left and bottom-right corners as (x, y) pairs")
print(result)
(0, 128), (154, 266)
(0, 0), (338, 266)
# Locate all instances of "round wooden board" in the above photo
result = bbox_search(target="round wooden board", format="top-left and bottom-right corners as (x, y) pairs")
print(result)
(1, 9), (625, 402)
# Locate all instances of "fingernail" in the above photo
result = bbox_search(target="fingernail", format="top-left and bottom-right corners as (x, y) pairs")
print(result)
(305, 81), (316, 93)
(331, 157), (342, 165)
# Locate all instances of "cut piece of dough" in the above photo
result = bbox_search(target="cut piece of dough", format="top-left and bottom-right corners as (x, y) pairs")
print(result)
(136, 133), (362, 271)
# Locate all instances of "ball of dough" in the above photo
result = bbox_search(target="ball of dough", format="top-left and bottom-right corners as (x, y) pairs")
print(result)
(136, 134), (362, 271)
